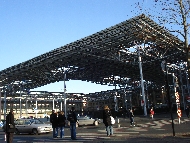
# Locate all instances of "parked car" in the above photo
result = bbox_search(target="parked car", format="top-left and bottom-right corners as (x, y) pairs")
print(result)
(13, 118), (52, 135)
(77, 115), (100, 126)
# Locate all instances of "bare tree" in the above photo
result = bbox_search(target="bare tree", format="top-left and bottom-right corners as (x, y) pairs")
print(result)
(132, 0), (189, 78)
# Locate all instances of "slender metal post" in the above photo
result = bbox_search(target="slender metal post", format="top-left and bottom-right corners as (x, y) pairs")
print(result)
(124, 84), (127, 110)
(35, 100), (37, 118)
(53, 99), (54, 110)
(138, 46), (147, 116)
(146, 83), (150, 109)
(185, 64), (190, 95)
(64, 73), (67, 118)
(25, 99), (28, 117)
(165, 63), (175, 136)
(179, 68), (185, 110)
(60, 100), (63, 111)
(114, 85), (118, 112)
(20, 85), (22, 118)
(4, 90), (6, 120)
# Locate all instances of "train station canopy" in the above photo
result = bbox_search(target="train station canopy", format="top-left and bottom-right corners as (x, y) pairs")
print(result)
(0, 14), (186, 93)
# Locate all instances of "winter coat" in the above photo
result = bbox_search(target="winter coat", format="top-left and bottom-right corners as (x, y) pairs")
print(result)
(6, 112), (15, 133)
(58, 114), (66, 127)
(129, 111), (134, 119)
(67, 111), (77, 123)
(103, 109), (112, 126)
(50, 113), (58, 128)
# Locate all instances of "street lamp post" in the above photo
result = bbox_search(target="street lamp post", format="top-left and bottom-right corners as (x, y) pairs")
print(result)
(4, 88), (6, 120)
(138, 46), (147, 116)
(52, 98), (55, 110)
(25, 99), (28, 117)
(64, 72), (67, 118)
(19, 84), (22, 118)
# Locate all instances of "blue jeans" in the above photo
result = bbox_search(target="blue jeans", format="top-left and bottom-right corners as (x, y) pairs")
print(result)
(59, 126), (64, 138)
(130, 117), (134, 125)
(70, 123), (76, 139)
(52, 127), (58, 138)
(106, 125), (113, 136)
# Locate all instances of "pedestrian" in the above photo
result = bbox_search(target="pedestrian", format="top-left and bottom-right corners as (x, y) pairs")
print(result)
(185, 106), (189, 118)
(129, 109), (135, 126)
(150, 108), (154, 119)
(58, 111), (66, 138)
(103, 105), (113, 136)
(46, 116), (49, 121)
(50, 110), (58, 138)
(67, 107), (77, 140)
(5, 108), (15, 143)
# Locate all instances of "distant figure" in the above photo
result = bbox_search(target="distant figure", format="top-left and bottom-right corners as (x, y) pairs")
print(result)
(46, 116), (49, 121)
(185, 106), (189, 118)
(129, 109), (135, 126)
(58, 111), (66, 138)
(50, 110), (58, 138)
(103, 105), (113, 136)
(150, 108), (154, 119)
(67, 107), (77, 140)
(6, 108), (15, 143)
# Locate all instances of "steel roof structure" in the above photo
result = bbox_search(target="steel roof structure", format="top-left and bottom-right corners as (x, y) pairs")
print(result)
(0, 14), (186, 93)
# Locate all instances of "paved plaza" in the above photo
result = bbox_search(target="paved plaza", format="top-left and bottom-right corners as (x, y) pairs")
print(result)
(1, 113), (190, 143)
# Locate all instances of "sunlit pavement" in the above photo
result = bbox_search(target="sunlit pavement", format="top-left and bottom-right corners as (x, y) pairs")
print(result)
(1, 113), (190, 142)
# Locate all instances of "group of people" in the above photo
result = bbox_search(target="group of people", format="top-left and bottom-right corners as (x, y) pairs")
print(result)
(5, 105), (155, 143)
(102, 105), (155, 137)
(49, 110), (66, 139)
(50, 106), (78, 140)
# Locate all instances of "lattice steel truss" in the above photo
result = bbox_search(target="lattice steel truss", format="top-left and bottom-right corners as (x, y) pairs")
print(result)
(0, 14), (186, 93)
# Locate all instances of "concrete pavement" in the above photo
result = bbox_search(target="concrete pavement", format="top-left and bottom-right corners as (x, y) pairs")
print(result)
(1, 113), (190, 142)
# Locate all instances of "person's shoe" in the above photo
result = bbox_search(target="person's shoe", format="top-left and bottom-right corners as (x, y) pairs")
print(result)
(53, 137), (58, 139)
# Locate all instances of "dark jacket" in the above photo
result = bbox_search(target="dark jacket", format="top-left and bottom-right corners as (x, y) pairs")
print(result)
(67, 111), (77, 123)
(103, 109), (112, 126)
(50, 113), (58, 128)
(6, 112), (15, 133)
(58, 114), (66, 127)
(129, 111), (134, 119)
(185, 107), (189, 115)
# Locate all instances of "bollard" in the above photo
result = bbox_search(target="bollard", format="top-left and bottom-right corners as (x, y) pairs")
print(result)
(117, 118), (120, 128)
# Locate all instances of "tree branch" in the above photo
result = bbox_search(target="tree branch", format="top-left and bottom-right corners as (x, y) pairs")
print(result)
(170, 30), (185, 38)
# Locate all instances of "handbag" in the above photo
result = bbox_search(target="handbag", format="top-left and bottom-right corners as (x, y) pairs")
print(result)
(9, 114), (14, 129)
(110, 116), (115, 124)
(9, 124), (14, 129)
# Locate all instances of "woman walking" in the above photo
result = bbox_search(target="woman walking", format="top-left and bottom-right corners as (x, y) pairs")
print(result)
(129, 109), (135, 126)
(103, 105), (113, 136)
(58, 111), (66, 138)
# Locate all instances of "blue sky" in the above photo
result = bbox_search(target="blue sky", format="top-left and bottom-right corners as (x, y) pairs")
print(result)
(0, 0), (186, 94)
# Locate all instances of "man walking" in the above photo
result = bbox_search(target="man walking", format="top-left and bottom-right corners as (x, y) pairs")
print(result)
(67, 107), (77, 140)
(50, 110), (58, 138)
(6, 108), (15, 143)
